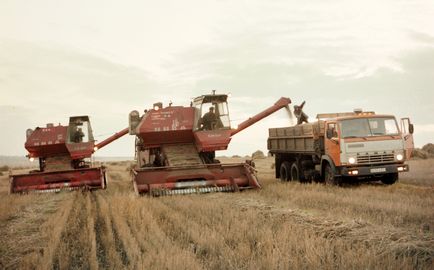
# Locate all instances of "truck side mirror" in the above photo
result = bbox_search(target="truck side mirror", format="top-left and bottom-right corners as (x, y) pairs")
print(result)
(409, 124), (414, 134)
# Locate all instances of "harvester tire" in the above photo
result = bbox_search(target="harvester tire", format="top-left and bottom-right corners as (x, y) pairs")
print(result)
(280, 161), (292, 181)
(324, 164), (340, 185)
(380, 173), (398, 185)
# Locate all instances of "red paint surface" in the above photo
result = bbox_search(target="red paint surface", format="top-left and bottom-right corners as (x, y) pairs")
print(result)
(194, 130), (232, 152)
(133, 163), (260, 194)
(10, 167), (106, 193)
(25, 126), (69, 157)
(137, 106), (195, 146)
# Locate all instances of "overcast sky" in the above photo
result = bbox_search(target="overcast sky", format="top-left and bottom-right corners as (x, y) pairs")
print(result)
(1, 0), (433, 157)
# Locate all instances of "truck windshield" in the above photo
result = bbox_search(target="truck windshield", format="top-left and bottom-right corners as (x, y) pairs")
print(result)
(340, 117), (399, 138)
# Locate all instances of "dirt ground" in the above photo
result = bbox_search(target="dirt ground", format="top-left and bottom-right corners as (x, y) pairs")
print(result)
(0, 157), (433, 269)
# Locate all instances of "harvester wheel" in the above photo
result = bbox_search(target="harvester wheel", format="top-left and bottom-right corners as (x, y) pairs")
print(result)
(279, 161), (292, 181)
(380, 173), (398, 185)
(324, 164), (340, 185)
(290, 163), (304, 182)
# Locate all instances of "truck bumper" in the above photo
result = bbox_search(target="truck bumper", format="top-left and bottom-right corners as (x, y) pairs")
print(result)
(338, 163), (409, 177)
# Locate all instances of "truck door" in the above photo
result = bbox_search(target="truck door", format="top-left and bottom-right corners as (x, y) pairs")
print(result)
(400, 118), (414, 159)
(324, 122), (341, 166)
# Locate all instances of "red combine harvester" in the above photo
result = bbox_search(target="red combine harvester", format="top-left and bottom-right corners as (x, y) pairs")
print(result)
(10, 116), (128, 193)
(129, 92), (291, 195)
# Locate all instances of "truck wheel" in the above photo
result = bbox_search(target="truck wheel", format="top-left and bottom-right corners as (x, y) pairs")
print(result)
(381, 173), (398, 185)
(280, 161), (292, 181)
(324, 164), (340, 185)
(290, 163), (306, 182)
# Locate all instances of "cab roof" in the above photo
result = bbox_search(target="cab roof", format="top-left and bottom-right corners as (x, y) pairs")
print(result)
(193, 93), (228, 105)
(316, 112), (395, 121)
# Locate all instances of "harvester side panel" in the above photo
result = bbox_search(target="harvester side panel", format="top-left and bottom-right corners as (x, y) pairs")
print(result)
(137, 106), (195, 146)
(194, 129), (232, 152)
(25, 126), (69, 157)
(65, 141), (95, 160)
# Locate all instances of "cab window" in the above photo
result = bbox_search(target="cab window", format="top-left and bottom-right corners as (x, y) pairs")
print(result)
(327, 123), (338, 139)
(195, 101), (231, 131)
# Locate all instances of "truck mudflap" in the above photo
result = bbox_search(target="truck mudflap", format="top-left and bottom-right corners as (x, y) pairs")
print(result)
(10, 167), (107, 194)
(338, 163), (409, 177)
(132, 162), (260, 196)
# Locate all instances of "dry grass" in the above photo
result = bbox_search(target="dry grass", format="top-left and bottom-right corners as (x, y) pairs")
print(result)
(0, 193), (73, 269)
(400, 159), (434, 187)
(0, 158), (433, 269)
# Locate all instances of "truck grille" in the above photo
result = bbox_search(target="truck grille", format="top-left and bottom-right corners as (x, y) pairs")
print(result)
(357, 153), (395, 164)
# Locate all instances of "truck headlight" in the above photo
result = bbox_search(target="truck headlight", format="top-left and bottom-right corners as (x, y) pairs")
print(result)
(348, 157), (356, 164)
(396, 154), (404, 161)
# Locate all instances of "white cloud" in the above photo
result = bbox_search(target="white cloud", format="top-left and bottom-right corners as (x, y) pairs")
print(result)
(1, 1), (434, 156)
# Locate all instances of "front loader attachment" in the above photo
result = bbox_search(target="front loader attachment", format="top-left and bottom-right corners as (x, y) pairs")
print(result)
(132, 162), (260, 196)
(10, 167), (107, 194)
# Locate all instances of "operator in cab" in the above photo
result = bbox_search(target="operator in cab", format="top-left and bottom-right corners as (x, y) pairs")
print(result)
(199, 106), (218, 130)
(73, 128), (85, 143)
(294, 101), (309, 125)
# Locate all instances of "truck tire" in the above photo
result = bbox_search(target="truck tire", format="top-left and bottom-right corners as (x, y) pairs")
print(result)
(290, 163), (306, 182)
(381, 173), (398, 185)
(324, 163), (340, 185)
(280, 161), (292, 181)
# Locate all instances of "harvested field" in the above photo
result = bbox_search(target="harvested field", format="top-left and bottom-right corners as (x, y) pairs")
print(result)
(0, 158), (433, 269)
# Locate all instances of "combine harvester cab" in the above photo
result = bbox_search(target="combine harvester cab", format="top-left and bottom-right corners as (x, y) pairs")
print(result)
(10, 116), (128, 193)
(129, 92), (291, 196)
